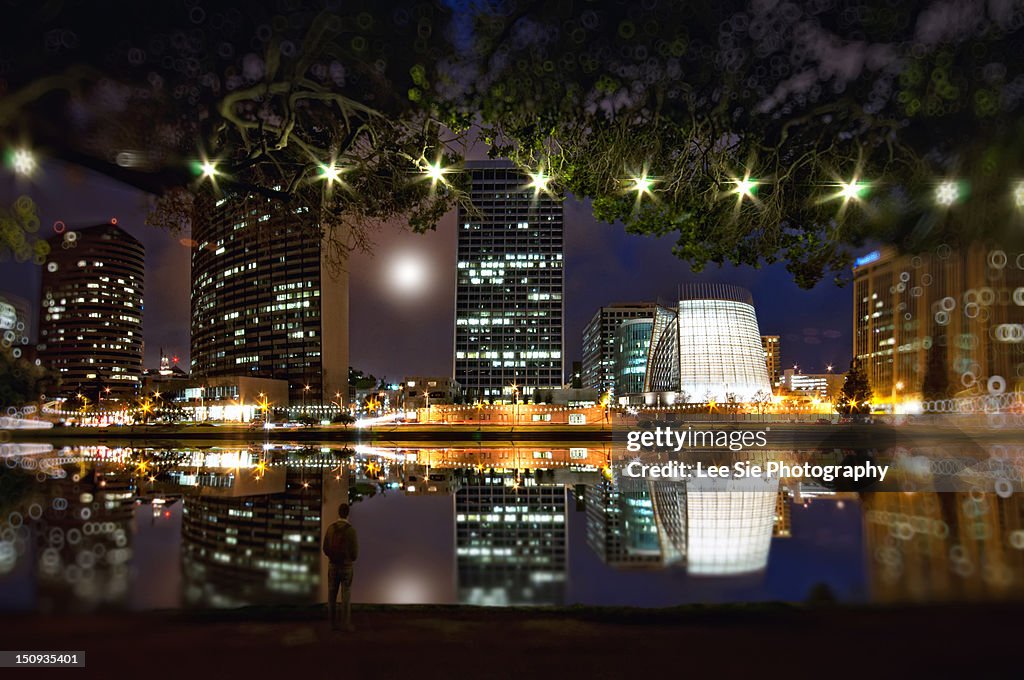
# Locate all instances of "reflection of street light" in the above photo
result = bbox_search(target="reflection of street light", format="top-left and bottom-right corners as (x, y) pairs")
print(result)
(510, 383), (519, 425)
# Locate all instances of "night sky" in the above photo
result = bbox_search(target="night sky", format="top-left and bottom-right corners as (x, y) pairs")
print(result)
(0, 155), (856, 381)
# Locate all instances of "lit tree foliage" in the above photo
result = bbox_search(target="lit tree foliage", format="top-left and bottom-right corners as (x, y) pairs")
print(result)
(442, 0), (1024, 287)
(0, 1), (466, 269)
(836, 358), (873, 416)
(2, 1), (1024, 284)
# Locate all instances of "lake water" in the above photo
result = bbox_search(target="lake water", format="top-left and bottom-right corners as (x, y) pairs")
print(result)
(1, 439), (1022, 612)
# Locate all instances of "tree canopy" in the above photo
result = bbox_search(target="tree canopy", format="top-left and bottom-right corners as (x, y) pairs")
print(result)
(3, 1), (1023, 286)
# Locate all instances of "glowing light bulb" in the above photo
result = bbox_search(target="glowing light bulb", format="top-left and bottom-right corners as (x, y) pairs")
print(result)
(320, 164), (342, 183)
(200, 161), (218, 178)
(935, 180), (959, 206)
(527, 170), (550, 193)
(838, 180), (868, 201)
(733, 177), (758, 198)
(11, 148), (36, 176)
(631, 175), (653, 194)
(423, 160), (446, 184)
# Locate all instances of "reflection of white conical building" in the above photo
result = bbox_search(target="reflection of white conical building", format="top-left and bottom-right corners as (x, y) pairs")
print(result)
(587, 469), (780, 575)
(620, 476), (778, 576)
(683, 476), (779, 576)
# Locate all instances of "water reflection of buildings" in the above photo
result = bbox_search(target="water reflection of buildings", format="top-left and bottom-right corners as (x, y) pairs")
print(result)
(31, 465), (136, 611)
(863, 491), (1024, 602)
(585, 477), (661, 568)
(454, 469), (568, 606)
(177, 455), (347, 607)
(586, 475), (781, 576)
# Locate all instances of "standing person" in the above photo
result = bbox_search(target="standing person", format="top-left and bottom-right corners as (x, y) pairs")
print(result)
(322, 503), (359, 631)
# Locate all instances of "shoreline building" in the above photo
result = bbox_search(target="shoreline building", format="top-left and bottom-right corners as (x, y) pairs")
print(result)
(454, 160), (564, 402)
(761, 335), (781, 387)
(0, 291), (34, 349)
(852, 244), (1024, 406)
(38, 222), (145, 399)
(640, 284), (772, 404)
(581, 303), (656, 396)
(614, 318), (654, 400)
(190, 194), (349, 407)
(778, 368), (846, 400)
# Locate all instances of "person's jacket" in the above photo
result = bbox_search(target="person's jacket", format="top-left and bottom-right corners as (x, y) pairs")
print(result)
(322, 519), (359, 564)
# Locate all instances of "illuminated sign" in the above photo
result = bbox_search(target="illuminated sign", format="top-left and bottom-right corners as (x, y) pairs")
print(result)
(854, 251), (881, 268)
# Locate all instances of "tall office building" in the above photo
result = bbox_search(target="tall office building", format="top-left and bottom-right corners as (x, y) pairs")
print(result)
(39, 222), (145, 398)
(581, 303), (655, 394)
(852, 244), (1024, 400)
(761, 335), (781, 387)
(190, 194), (349, 406)
(454, 161), (563, 401)
(0, 291), (33, 348)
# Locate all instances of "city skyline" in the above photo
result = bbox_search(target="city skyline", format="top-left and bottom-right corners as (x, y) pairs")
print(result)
(0, 158), (854, 383)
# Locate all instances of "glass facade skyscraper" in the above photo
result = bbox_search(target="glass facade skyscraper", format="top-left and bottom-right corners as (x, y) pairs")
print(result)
(190, 194), (349, 406)
(614, 318), (654, 396)
(581, 303), (655, 395)
(454, 161), (563, 400)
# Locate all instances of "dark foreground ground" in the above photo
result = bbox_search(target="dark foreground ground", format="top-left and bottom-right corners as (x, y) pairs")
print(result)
(2, 602), (1020, 678)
